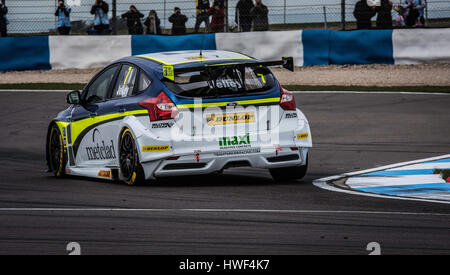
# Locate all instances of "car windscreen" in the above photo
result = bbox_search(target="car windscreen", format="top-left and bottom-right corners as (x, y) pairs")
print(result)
(162, 65), (276, 98)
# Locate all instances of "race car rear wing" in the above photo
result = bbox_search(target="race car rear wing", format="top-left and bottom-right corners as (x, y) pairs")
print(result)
(163, 56), (294, 81)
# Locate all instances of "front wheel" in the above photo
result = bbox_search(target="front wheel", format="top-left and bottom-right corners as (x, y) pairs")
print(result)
(269, 155), (308, 182)
(119, 128), (145, 185)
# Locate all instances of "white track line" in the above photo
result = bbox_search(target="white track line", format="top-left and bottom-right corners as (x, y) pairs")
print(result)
(0, 208), (449, 216)
(313, 154), (450, 205)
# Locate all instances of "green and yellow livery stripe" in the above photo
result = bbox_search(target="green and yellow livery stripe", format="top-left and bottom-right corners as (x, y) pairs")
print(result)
(70, 110), (148, 146)
(176, 97), (280, 109)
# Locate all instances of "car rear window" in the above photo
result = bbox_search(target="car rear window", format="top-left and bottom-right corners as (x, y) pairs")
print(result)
(162, 66), (275, 98)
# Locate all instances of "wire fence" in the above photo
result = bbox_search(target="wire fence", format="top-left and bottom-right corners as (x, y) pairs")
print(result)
(2, 0), (450, 35)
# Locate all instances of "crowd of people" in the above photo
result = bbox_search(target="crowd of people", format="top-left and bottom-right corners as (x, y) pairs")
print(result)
(0, 0), (270, 36)
(0, 0), (434, 37)
(354, 0), (427, 29)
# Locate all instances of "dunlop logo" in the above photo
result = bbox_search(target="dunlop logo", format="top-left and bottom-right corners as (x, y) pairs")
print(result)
(142, 145), (171, 152)
(206, 112), (255, 126)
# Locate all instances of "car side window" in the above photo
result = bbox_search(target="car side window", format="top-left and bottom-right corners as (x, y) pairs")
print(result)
(138, 71), (152, 92)
(112, 65), (138, 98)
(84, 65), (119, 104)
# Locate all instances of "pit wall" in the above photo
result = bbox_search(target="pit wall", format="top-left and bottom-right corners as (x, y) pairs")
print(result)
(1, 29), (450, 72)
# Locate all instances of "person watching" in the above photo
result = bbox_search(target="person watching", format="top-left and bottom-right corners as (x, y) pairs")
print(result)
(0, 0), (8, 37)
(354, 0), (376, 29)
(90, 0), (110, 35)
(194, 0), (211, 33)
(168, 7), (188, 35)
(235, 0), (253, 32)
(144, 10), (162, 35)
(250, 0), (269, 31)
(121, 5), (144, 35)
(55, 0), (71, 35)
(208, 0), (225, 33)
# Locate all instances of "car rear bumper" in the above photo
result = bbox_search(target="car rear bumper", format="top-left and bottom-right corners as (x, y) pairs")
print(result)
(141, 147), (308, 179)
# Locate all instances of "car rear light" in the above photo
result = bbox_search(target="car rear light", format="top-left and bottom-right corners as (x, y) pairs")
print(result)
(280, 86), (296, 111)
(290, 147), (299, 151)
(138, 92), (179, 121)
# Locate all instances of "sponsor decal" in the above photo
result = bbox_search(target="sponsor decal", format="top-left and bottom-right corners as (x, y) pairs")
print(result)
(214, 148), (261, 156)
(219, 134), (251, 149)
(226, 102), (239, 108)
(163, 66), (175, 81)
(206, 112), (255, 126)
(208, 79), (242, 90)
(152, 122), (174, 129)
(86, 130), (117, 161)
(97, 170), (111, 178)
(297, 133), (309, 140)
(184, 56), (207, 60)
(285, 113), (298, 119)
(142, 145), (171, 152)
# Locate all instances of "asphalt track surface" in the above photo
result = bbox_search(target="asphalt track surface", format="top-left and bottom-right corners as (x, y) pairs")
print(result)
(0, 91), (449, 255)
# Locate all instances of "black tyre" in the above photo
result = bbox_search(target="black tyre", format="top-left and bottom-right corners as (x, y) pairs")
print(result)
(119, 128), (145, 185)
(269, 154), (308, 182)
(47, 124), (66, 177)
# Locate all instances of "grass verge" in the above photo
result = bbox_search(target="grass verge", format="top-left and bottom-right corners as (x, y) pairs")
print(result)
(0, 83), (449, 94)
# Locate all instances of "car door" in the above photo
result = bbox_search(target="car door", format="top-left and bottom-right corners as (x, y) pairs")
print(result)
(69, 64), (121, 168)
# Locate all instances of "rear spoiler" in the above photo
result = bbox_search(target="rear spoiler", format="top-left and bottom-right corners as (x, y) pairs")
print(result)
(163, 56), (294, 81)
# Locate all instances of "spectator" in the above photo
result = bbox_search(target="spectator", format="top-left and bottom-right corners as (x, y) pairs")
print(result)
(395, 4), (407, 27)
(235, 0), (253, 32)
(401, 0), (420, 27)
(250, 0), (269, 31)
(194, 0), (211, 33)
(121, 5), (144, 35)
(208, 0), (225, 33)
(353, 0), (376, 29)
(144, 10), (161, 35)
(55, 0), (71, 35)
(376, 0), (393, 29)
(169, 7), (188, 35)
(416, 0), (427, 27)
(0, 0), (7, 37)
(90, 0), (110, 35)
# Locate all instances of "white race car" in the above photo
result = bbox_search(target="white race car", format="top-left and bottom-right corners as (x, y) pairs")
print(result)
(46, 50), (312, 185)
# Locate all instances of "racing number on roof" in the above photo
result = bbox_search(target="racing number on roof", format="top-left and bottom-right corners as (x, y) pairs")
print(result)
(113, 66), (138, 98)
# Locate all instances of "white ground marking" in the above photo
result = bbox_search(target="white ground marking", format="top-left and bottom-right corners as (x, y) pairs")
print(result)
(313, 154), (450, 205)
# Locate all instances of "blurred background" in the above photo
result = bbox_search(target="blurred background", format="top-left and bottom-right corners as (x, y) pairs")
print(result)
(4, 0), (450, 35)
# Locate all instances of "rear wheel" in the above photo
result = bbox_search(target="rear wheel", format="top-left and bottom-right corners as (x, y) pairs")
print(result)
(269, 154), (308, 182)
(119, 128), (145, 185)
(48, 125), (66, 177)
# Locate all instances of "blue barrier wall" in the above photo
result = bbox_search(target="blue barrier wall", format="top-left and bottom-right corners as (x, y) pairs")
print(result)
(329, 30), (394, 65)
(131, 33), (216, 56)
(0, 36), (51, 71)
(302, 29), (331, 66)
(2, 29), (445, 72)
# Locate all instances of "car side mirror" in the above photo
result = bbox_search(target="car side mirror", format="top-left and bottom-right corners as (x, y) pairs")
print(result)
(67, 90), (82, 105)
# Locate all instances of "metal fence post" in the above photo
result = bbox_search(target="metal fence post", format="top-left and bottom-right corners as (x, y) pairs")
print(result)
(323, 6), (328, 29)
(224, 0), (229, 32)
(341, 0), (346, 30)
(163, 0), (166, 32)
(283, 0), (287, 24)
(112, 0), (117, 35)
